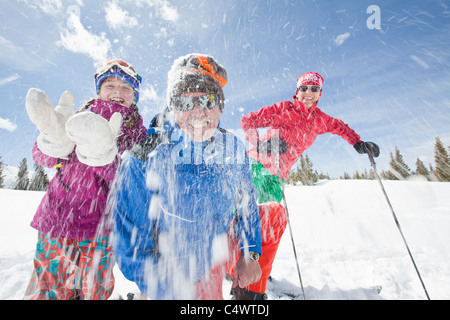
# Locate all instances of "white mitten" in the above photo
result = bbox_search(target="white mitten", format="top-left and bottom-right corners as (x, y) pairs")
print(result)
(65, 112), (123, 167)
(26, 88), (75, 158)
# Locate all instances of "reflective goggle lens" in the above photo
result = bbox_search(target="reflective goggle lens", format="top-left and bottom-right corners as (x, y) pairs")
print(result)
(171, 94), (221, 111)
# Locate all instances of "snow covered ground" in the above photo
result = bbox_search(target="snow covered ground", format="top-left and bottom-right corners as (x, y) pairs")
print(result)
(1, 179), (449, 300)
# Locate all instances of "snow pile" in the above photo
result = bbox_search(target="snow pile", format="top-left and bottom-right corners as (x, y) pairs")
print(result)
(1, 179), (449, 300)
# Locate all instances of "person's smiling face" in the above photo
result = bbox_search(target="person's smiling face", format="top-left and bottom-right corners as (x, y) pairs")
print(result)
(296, 85), (321, 109)
(174, 92), (222, 142)
(98, 76), (136, 108)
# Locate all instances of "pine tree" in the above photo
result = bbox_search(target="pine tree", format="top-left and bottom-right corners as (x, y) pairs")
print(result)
(298, 154), (318, 186)
(317, 172), (331, 180)
(286, 163), (299, 185)
(387, 152), (400, 180)
(28, 163), (49, 191)
(352, 170), (361, 179)
(434, 137), (450, 181)
(340, 172), (351, 179)
(14, 158), (29, 190)
(389, 147), (410, 179)
(395, 147), (411, 178)
(428, 163), (435, 180)
(380, 169), (397, 180)
(415, 158), (430, 180)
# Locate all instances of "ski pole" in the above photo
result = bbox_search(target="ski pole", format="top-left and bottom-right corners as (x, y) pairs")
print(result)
(275, 152), (306, 299)
(368, 154), (431, 300)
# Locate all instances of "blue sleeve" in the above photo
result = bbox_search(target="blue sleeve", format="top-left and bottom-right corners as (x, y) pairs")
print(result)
(111, 155), (156, 294)
(235, 156), (262, 255)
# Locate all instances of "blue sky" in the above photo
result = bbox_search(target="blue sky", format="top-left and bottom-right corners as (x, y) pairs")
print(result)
(1, 0), (449, 178)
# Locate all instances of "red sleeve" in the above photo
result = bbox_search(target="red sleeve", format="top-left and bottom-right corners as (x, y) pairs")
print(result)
(240, 102), (286, 142)
(317, 110), (362, 145)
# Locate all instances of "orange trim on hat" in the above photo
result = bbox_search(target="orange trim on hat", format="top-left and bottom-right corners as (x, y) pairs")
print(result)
(196, 56), (228, 88)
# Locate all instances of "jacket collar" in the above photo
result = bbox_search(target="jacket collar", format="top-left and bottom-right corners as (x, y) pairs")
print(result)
(90, 99), (137, 119)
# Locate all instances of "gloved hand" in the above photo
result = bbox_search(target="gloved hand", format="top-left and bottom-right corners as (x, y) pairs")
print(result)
(26, 88), (75, 158)
(354, 141), (380, 157)
(65, 111), (123, 167)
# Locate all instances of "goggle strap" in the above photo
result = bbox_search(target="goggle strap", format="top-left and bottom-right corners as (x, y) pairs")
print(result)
(95, 62), (141, 83)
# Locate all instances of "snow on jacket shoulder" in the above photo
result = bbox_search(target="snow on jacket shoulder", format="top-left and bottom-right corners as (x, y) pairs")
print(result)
(30, 100), (147, 239)
(111, 123), (262, 299)
(241, 98), (362, 179)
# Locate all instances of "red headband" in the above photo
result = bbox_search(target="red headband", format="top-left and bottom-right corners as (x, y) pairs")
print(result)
(297, 72), (324, 88)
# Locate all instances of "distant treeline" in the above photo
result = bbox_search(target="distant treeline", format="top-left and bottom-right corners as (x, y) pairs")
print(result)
(0, 157), (49, 191)
(1, 137), (449, 191)
(286, 136), (450, 185)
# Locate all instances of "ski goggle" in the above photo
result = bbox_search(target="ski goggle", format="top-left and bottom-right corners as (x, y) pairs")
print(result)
(95, 59), (142, 102)
(170, 94), (222, 111)
(297, 85), (321, 93)
(95, 59), (142, 83)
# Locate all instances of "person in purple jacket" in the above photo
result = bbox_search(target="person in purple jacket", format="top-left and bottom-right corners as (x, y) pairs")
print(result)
(23, 59), (147, 300)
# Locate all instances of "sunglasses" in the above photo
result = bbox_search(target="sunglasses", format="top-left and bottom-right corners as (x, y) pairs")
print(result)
(171, 94), (222, 111)
(297, 85), (321, 93)
(95, 60), (142, 83)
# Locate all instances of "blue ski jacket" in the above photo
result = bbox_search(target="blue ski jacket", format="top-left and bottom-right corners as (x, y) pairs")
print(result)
(110, 118), (262, 299)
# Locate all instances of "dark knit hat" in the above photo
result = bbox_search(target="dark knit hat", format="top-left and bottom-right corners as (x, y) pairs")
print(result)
(167, 53), (228, 111)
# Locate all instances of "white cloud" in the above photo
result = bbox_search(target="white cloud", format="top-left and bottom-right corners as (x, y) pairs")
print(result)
(117, 0), (179, 22)
(334, 32), (351, 47)
(17, 0), (63, 16)
(410, 55), (430, 69)
(0, 74), (20, 87)
(159, 3), (179, 22)
(155, 27), (168, 38)
(59, 11), (112, 65)
(139, 84), (162, 103)
(0, 117), (17, 132)
(39, 0), (63, 16)
(0, 36), (45, 71)
(138, 84), (165, 118)
(105, 2), (139, 30)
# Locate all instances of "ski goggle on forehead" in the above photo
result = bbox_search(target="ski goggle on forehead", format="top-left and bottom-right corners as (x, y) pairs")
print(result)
(95, 60), (142, 83)
(171, 94), (222, 111)
(297, 85), (321, 93)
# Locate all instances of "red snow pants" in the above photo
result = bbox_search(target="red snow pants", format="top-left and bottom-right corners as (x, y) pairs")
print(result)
(195, 201), (287, 299)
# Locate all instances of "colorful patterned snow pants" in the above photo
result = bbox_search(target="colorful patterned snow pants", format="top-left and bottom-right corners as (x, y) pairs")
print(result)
(24, 232), (114, 300)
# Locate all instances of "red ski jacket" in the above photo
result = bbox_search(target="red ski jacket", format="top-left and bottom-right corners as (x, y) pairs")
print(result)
(241, 97), (362, 179)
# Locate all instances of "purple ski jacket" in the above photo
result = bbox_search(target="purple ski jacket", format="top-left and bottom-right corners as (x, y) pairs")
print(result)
(30, 100), (147, 239)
